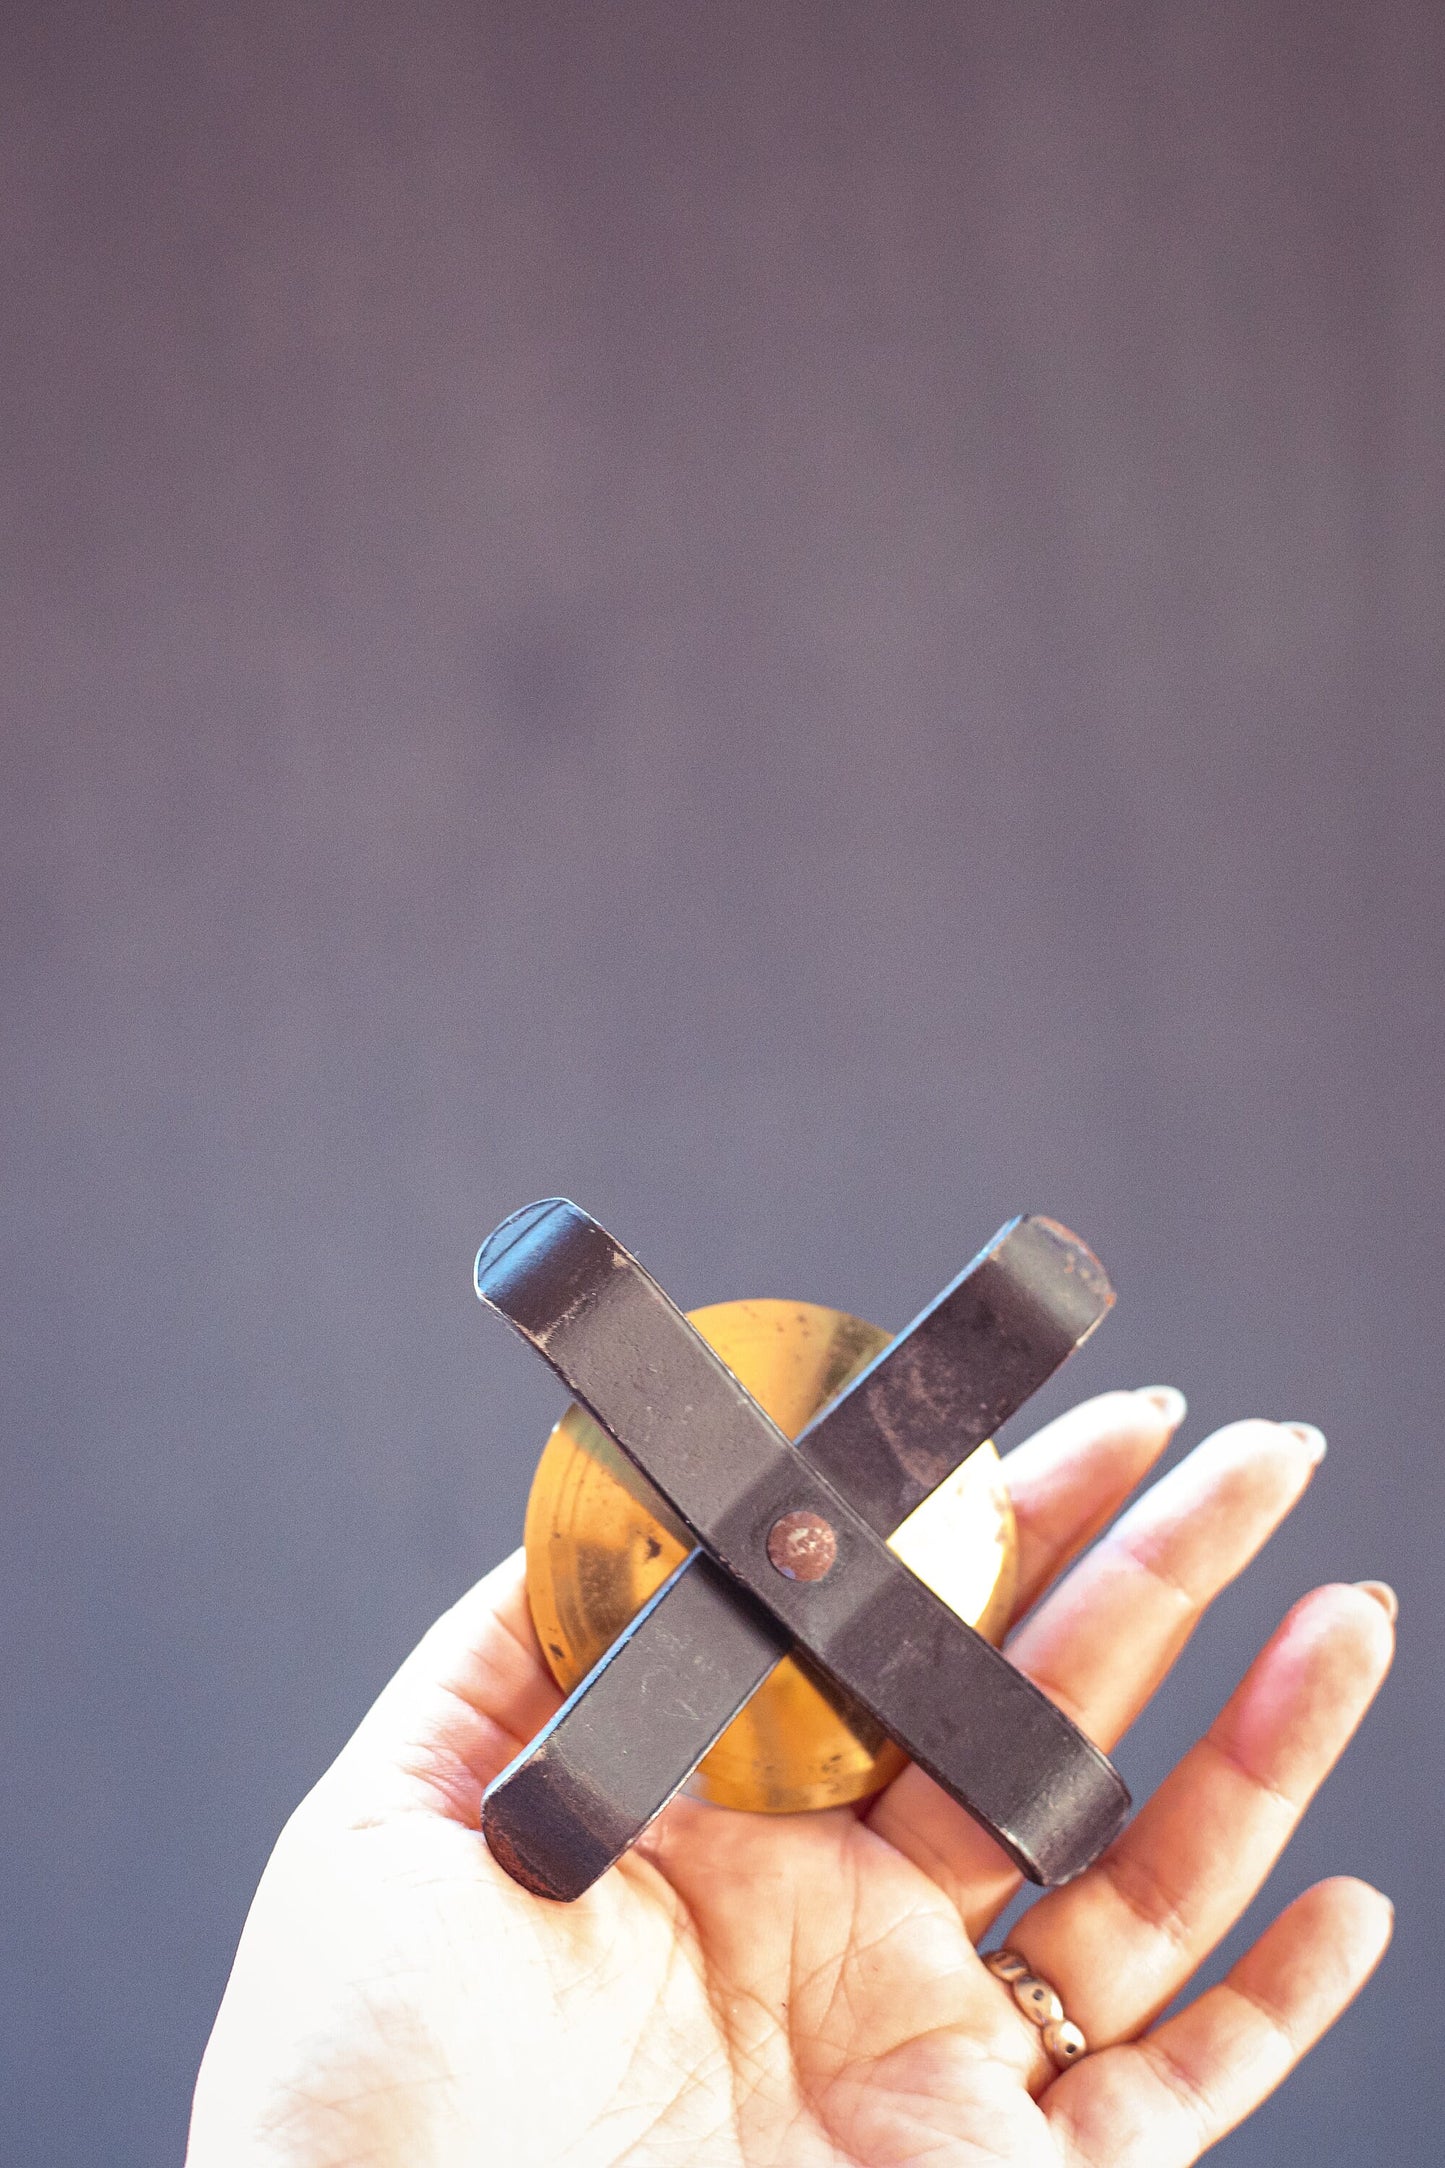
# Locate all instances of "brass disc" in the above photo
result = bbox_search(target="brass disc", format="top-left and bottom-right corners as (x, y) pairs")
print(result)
(523, 1297), (1019, 1814)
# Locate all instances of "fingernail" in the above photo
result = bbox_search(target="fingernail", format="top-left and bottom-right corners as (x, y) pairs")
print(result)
(1280, 1421), (1327, 1464)
(1136, 1386), (1187, 1429)
(1355, 1580), (1398, 1623)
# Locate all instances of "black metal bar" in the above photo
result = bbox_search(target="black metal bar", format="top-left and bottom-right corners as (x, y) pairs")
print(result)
(477, 1200), (1128, 1897)
(797, 1213), (1113, 1531)
(482, 1551), (788, 1902)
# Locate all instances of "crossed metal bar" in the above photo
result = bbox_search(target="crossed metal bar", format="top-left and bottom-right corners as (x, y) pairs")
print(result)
(474, 1199), (1130, 1902)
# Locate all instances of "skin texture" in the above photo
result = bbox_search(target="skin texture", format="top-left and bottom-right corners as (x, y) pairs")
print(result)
(188, 1390), (1395, 2168)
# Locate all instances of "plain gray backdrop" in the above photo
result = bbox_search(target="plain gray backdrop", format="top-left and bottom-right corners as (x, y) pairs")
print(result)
(3, 2), (1441, 2161)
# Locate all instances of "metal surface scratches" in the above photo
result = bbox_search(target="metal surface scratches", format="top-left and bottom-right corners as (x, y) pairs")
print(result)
(474, 1199), (1129, 1902)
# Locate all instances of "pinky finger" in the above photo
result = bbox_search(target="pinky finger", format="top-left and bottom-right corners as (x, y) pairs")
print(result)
(1048, 1878), (1393, 2168)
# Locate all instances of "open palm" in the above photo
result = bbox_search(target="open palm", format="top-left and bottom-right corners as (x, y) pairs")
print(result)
(189, 1390), (1393, 2168)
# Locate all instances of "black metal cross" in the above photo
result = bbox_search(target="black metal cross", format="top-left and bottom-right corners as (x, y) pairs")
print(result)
(474, 1199), (1130, 1902)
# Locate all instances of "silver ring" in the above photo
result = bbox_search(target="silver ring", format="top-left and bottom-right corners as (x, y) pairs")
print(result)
(984, 1947), (1088, 2069)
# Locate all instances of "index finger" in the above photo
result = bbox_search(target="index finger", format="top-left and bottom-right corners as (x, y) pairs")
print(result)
(1003, 1386), (1188, 1614)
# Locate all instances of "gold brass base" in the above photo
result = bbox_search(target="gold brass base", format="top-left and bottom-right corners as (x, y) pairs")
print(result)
(524, 1297), (1019, 1814)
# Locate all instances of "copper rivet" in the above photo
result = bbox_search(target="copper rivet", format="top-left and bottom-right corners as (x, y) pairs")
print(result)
(767, 1509), (839, 1582)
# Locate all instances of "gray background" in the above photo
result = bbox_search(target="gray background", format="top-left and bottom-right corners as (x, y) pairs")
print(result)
(3, 2), (1441, 2161)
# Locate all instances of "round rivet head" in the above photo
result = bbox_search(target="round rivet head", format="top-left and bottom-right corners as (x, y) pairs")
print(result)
(767, 1509), (839, 1581)
(1013, 1976), (1065, 2025)
(1043, 2018), (1088, 2066)
(985, 1948), (1031, 1982)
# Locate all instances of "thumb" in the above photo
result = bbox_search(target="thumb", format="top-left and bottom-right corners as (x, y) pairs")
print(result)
(312, 1548), (563, 1827)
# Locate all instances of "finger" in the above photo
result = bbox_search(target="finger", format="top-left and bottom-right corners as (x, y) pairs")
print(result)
(1003, 1387), (1188, 1615)
(1004, 1580), (1395, 2048)
(1009, 1417), (1328, 1741)
(868, 1418), (1324, 1931)
(312, 1548), (564, 1825)
(862, 1384), (1183, 1889)
(1046, 1878), (1393, 2168)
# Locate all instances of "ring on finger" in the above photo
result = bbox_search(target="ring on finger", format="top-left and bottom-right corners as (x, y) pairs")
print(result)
(984, 1947), (1088, 2070)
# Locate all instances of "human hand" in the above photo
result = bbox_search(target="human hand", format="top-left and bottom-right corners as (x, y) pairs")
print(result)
(188, 1390), (1394, 2167)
